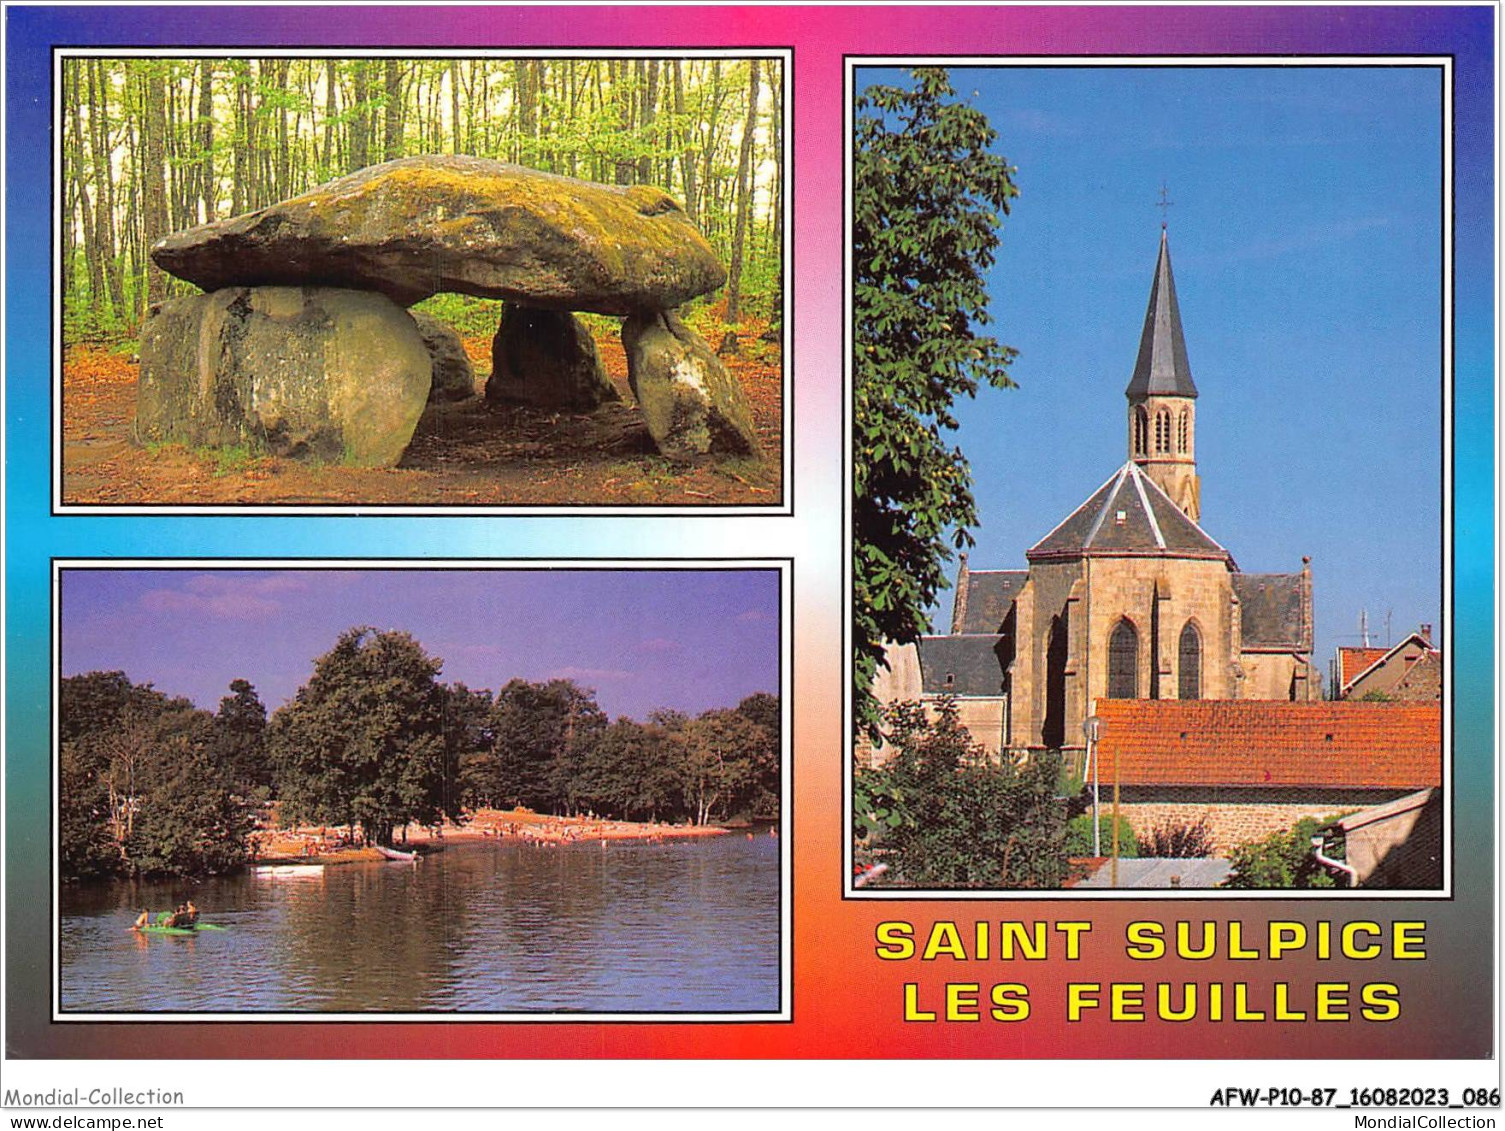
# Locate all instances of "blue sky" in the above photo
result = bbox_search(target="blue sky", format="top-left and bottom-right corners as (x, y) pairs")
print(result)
(60, 569), (781, 719)
(861, 64), (1444, 674)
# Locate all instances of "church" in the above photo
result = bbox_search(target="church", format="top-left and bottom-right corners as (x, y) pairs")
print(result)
(874, 229), (1320, 761)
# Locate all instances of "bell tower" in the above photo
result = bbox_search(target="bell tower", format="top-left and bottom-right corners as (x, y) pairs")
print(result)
(1126, 226), (1200, 521)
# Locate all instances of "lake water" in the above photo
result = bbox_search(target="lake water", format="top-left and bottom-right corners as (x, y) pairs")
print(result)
(59, 834), (781, 1014)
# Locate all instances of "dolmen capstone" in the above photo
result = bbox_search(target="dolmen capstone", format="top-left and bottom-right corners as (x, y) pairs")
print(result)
(139, 155), (762, 466)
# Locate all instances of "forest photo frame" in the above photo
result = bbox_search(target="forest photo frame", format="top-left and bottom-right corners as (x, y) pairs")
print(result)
(51, 47), (792, 515)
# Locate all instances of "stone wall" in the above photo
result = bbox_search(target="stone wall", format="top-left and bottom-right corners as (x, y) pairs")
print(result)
(1115, 785), (1411, 853)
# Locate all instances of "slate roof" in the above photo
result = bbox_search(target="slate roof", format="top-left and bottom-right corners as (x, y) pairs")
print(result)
(1093, 700), (1441, 791)
(917, 635), (1009, 697)
(1126, 229), (1198, 399)
(1232, 572), (1308, 651)
(1338, 646), (1391, 688)
(956, 570), (1027, 634)
(1027, 462), (1230, 561)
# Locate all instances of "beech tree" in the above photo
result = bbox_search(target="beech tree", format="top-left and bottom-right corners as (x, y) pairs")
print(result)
(852, 68), (1019, 733)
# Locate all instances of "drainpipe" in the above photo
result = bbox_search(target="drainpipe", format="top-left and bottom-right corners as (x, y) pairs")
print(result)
(1311, 832), (1357, 888)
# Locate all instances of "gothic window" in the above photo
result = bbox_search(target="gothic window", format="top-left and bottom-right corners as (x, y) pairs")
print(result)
(1154, 410), (1170, 454)
(1107, 619), (1138, 699)
(1178, 409), (1190, 453)
(1133, 407), (1148, 456)
(1178, 622), (1201, 700)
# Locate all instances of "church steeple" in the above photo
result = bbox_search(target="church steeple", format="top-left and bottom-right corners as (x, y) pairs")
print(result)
(1126, 228), (1201, 522)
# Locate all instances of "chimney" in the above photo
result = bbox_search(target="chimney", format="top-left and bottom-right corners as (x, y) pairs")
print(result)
(951, 553), (971, 635)
(1420, 623), (1433, 644)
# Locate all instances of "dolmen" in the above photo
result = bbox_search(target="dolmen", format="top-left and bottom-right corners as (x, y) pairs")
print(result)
(136, 155), (762, 466)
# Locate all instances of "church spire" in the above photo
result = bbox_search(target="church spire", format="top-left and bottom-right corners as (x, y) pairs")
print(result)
(1125, 228), (1201, 522)
(1126, 228), (1198, 400)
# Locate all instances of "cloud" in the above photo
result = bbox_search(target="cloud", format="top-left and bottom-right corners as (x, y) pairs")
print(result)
(547, 666), (631, 684)
(137, 572), (308, 621)
(138, 588), (280, 621)
(635, 637), (681, 655)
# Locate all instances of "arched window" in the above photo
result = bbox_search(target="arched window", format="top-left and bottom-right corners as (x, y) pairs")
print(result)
(1154, 410), (1170, 454)
(1107, 619), (1138, 699)
(1178, 622), (1201, 700)
(1177, 409), (1190, 454)
(1133, 407), (1148, 456)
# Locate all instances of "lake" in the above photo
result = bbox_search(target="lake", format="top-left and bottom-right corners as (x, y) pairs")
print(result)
(59, 834), (782, 1015)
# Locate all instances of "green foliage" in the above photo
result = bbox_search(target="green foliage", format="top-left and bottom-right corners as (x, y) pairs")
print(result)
(1223, 817), (1339, 889)
(58, 672), (253, 880)
(210, 679), (271, 798)
(1063, 812), (1138, 858)
(852, 68), (1019, 733)
(411, 293), (500, 340)
(268, 627), (451, 845)
(1139, 817), (1216, 858)
(856, 700), (1067, 889)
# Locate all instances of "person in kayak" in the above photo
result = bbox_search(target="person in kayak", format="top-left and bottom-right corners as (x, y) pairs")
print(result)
(133, 909), (150, 930)
(184, 900), (198, 925)
(165, 903), (192, 929)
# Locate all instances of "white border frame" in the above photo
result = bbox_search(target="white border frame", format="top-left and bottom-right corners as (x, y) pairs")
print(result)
(842, 54), (1455, 900)
(51, 47), (794, 517)
(51, 557), (793, 1022)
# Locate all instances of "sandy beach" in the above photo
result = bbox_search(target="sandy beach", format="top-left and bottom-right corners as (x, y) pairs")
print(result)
(251, 807), (735, 864)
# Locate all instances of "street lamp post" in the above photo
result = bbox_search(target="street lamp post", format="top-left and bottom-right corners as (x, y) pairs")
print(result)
(1083, 715), (1103, 858)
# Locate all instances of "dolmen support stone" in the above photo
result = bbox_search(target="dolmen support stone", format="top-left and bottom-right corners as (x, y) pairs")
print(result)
(145, 155), (765, 466)
(134, 286), (431, 467)
(622, 311), (762, 460)
(410, 311), (477, 402)
(487, 304), (619, 412)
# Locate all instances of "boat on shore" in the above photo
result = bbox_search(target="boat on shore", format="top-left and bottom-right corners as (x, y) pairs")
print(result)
(374, 844), (420, 862)
(252, 863), (326, 877)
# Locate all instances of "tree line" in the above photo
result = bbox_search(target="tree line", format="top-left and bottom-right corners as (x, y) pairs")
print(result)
(61, 626), (781, 880)
(61, 55), (783, 339)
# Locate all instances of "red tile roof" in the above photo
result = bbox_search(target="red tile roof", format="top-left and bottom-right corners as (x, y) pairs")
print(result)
(1093, 700), (1441, 790)
(1338, 647), (1389, 687)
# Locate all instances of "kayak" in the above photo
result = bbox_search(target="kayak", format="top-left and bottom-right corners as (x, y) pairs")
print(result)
(134, 923), (226, 936)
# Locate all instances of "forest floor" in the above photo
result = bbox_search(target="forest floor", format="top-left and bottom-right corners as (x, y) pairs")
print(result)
(59, 312), (783, 508)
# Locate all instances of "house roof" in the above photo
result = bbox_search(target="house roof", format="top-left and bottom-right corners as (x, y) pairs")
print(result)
(955, 569), (1027, 634)
(1028, 462), (1231, 562)
(1232, 571), (1310, 652)
(1338, 646), (1391, 688)
(1330, 787), (1438, 834)
(1125, 229), (1198, 400)
(917, 635), (1009, 697)
(1338, 632), (1441, 695)
(1093, 700), (1441, 791)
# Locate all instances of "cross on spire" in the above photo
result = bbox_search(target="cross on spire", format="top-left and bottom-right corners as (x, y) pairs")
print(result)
(1156, 182), (1174, 229)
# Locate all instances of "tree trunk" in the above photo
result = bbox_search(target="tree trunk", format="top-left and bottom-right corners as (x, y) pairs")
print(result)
(198, 60), (215, 222)
(672, 61), (697, 222)
(725, 60), (760, 324)
(142, 62), (169, 308)
(383, 58), (402, 161)
(68, 65), (105, 313)
(322, 59), (338, 176)
(450, 60), (461, 154)
(638, 60), (658, 184)
(348, 61), (369, 172)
